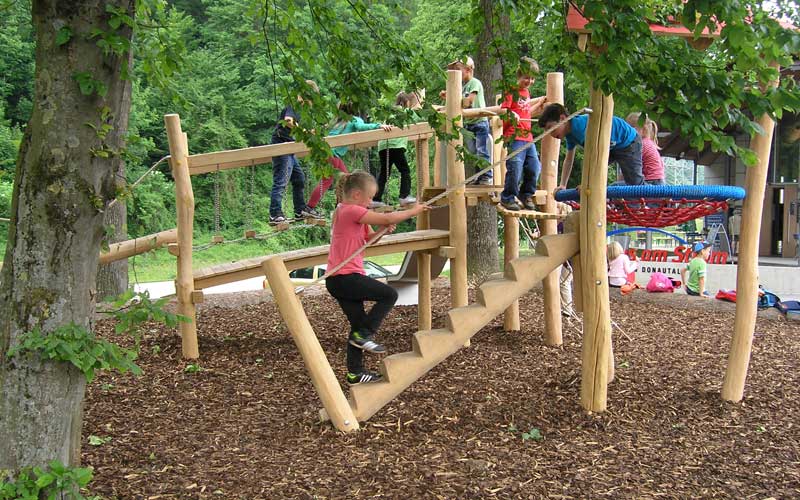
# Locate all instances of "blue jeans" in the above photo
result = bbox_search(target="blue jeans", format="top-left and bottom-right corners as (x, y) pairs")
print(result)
(464, 120), (492, 179)
(270, 154), (307, 216)
(501, 140), (540, 203)
(608, 136), (644, 185)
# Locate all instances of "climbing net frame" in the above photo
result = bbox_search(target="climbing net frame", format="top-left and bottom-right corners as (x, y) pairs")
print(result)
(554, 185), (746, 228)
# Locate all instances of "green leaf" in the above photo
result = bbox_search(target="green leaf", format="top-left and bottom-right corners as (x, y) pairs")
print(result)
(55, 27), (72, 47)
(88, 435), (110, 446)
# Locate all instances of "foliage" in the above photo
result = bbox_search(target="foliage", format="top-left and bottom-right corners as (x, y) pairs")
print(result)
(0, 460), (98, 500)
(6, 291), (186, 382)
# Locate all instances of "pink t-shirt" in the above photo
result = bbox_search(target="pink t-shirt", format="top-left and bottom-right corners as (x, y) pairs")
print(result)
(641, 137), (665, 181)
(328, 203), (370, 276)
(608, 254), (637, 286)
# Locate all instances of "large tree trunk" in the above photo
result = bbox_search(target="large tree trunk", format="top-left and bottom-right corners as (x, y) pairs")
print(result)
(96, 179), (129, 300)
(0, 0), (134, 470)
(467, 0), (508, 283)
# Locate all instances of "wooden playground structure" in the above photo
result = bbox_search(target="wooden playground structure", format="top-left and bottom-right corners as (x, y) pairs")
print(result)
(144, 16), (778, 431)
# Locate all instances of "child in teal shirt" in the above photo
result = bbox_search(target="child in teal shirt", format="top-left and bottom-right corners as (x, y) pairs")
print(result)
(681, 241), (712, 298)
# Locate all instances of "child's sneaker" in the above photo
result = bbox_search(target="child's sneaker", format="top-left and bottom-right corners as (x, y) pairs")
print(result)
(369, 200), (386, 209)
(269, 214), (288, 225)
(349, 331), (386, 353)
(523, 197), (537, 210)
(297, 207), (324, 219)
(347, 370), (382, 385)
(501, 200), (522, 211)
(476, 175), (493, 186)
(399, 196), (417, 206)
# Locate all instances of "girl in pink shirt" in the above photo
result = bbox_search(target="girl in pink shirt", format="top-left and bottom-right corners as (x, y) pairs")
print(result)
(626, 113), (665, 185)
(325, 171), (427, 385)
(607, 241), (637, 288)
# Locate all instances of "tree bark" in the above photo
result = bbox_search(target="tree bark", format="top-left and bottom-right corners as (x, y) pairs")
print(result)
(467, 0), (507, 283)
(0, 0), (134, 470)
(96, 188), (129, 300)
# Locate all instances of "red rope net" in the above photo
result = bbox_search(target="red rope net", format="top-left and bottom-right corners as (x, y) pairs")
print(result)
(567, 198), (729, 228)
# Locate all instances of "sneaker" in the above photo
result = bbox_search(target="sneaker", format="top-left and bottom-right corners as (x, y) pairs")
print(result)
(347, 370), (382, 386)
(399, 196), (417, 206)
(297, 207), (324, 220)
(523, 197), (537, 210)
(476, 175), (493, 186)
(501, 200), (522, 211)
(269, 214), (288, 225)
(349, 331), (386, 354)
(369, 200), (386, 209)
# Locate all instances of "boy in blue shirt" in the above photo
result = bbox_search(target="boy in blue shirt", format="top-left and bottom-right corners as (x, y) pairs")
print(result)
(538, 103), (644, 189)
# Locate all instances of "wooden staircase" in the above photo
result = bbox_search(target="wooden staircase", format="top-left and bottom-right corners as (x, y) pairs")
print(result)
(327, 232), (579, 423)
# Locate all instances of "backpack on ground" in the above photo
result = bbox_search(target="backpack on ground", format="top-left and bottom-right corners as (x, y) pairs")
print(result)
(646, 272), (674, 293)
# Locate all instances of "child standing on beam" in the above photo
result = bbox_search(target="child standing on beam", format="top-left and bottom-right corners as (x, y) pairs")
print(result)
(538, 103), (645, 189)
(326, 171), (427, 385)
(440, 56), (493, 185)
(372, 92), (420, 209)
(626, 112), (666, 185)
(499, 57), (547, 211)
(269, 80), (325, 225)
(306, 103), (393, 212)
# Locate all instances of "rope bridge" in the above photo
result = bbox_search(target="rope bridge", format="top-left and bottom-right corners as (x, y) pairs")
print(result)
(554, 185), (746, 228)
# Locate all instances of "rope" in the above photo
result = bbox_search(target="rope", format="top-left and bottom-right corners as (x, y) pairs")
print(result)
(555, 184), (746, 202)
(193, 222), (318, 252)
(107, 155), (170, 209)
(296, 107), (593, 293)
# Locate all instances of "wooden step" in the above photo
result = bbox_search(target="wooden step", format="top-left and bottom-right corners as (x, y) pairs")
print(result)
(476, 278), (516, 308)
(412, 329), (455, 358)
(380, 351), (426, 383)
(536, 233), (579, 257)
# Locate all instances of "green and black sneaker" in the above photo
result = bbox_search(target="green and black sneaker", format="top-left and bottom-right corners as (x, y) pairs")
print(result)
(349, 331), (386, 354)
(347, 370), (382, 386)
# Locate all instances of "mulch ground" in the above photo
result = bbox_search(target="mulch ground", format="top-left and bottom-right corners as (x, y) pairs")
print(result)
(84, 283), (800, 499)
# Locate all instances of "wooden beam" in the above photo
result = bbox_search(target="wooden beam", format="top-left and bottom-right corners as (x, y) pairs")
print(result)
(165, 114), (199, 360)
(417, 138), (432, 332)
(503, 214), (520, 331)
(99, 229), (177, 265)
(579, 87), (614, 413)
(191, 290), (204, 304)
(167, 243), (179, 257)
(187, 123), (434, 175)
(541, 72), (565, 346)
(262, 256), (359, 433)
(722, 66), (780, 402)
(446, 70), (468, 309)
(437, 246), (457, 259)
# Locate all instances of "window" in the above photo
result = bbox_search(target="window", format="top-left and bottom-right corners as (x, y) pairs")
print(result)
(773, 112), (800, 184)
(290, 267), (314, 279)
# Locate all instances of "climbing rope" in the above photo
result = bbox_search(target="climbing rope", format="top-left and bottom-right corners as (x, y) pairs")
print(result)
(107, 155), (171, 209)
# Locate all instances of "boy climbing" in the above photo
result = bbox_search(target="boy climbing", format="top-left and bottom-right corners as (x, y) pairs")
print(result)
(499, 57), (547, 211)
(538, 103), (645, 189)
(440, 56), (493, 185)
(681, 241), (712, 298)
(269, 80), (324, 225)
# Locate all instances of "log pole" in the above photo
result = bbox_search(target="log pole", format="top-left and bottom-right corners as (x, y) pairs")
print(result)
(722, 67), (780, 402)
(165, 114), (199, 359)
(503, 214), (520, 331)
(540, 72), (565, 345)
(417, 138), (432, 331)
(579, 87), (614, 412)
(99, 229), (177, 265)
(262, 257), (359, 432)
(446, 70), (468, 309)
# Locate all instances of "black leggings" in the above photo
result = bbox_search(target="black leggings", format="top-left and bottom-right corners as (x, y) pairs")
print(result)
(375, 148), (411, 201)
(326, 273), (398, 372)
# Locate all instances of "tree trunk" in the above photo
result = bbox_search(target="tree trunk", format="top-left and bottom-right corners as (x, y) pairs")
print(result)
(467, 0), (508, 283)
(96, 178), (129, 300)
(0, 0), (134, 470)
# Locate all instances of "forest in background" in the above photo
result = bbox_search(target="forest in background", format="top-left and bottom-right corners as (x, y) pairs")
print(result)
(0, 0), (595, 260)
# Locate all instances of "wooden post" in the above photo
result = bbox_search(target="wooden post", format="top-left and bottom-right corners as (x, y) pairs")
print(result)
(262, 257), (359, 432)
(446, 70), (468, 309)
(722, 68), (780, 402)
(579, 87), (614, 412)
(503, 214), (520, 331)
(165, 114), (199, 359)
(540, 72), (564, 346)
(491, 116), (503, 182)
(416, 138), (432, 331)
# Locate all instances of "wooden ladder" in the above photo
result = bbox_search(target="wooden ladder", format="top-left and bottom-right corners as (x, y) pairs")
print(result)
(321, 232), (579, 423)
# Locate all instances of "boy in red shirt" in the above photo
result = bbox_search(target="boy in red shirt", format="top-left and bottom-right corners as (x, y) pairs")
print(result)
(500, 58), (547, 211)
